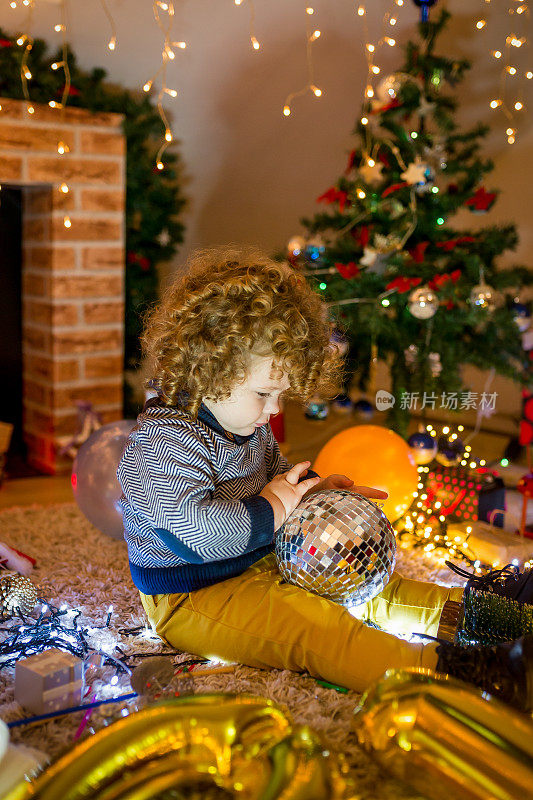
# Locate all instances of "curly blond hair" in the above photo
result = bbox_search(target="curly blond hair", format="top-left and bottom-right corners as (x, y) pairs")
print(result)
(142, 246), (344, 417)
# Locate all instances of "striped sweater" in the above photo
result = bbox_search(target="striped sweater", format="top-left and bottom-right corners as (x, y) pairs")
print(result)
(117, 399), (317, 594)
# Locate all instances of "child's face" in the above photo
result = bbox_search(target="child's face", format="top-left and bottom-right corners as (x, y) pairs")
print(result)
(203, 354), (290, 436)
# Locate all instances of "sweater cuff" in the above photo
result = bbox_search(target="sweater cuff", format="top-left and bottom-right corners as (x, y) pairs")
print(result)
(241, 495), (275, 548)
(301, 468), (319, 481)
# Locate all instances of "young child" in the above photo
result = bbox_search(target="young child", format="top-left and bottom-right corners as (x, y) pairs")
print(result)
(117, 247), (533, 711)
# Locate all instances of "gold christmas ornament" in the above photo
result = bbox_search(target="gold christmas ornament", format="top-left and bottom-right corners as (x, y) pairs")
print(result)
(5, 694), (351, 800)
(0, 573), (38, 617)
(353, 668), (533, 800)
(276, 490), (396, 607)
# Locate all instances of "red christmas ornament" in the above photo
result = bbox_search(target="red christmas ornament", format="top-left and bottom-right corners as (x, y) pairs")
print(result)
(408, 241), (429, 263)
(334, 262), (360, 280)
(519, 390), (533, 446)
(436, 236), (476, 252)
(382, 181), (409, 198)
(517, 473), (533, 497)
(316, 187), (349, 213)
(385, 276), (422, 293)
(0, 39), (13, 47)
(345, 150), (358, 174)
(465, 186), (497, 213)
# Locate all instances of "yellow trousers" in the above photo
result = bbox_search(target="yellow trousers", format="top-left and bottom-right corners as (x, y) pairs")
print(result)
(140, 554), (463, 693)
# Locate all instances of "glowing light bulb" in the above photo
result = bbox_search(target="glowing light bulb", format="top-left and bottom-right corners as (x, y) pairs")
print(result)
(357, 5), (365, 15)
(108, 37), (116, 51)
(508, 135), (516, 144)
(527, 71), (533, 79)
(507, 127), (515, 135)
(10, 1), (17, 8)
(385, 37), (396, 46)
(16, 36), (25, 46)
(366, 85), (374, 98)
(371, 65), (380, 74)
(51, 61), (62, 70)
(368, 158), (375, 166)
(357, 188), (366, 198)
(24, 69), (32, 80)
(251, 36), (260, 50)
(57, 141), (69, 155)
(515, 101), (524, 110)
(157, 161), (164, 170)
(366, 43), (375, 52)
(63, 216), (71, 228)
(165, 88), (178, 97)
(283, 105), (291, 116)
(174, 41), (187, 48)
(54, 24), (65, 32)
(311, 85), (322, 96)
(143, 81), (152, 92)
(389, 17), (397, 25)
(361, 116), (368, 125)
(166, 47), (175, 60)
(48, 101), (61, 108)
(490, 98), (501, 108)
(306, 6), (314, 13)
(165, 130), (172, 142)
(27, 105), (34, 114)
(493, 50), (502, 58)
(310, 30), (321, 41)
(396, 0), (404, 5)
(60, 183), (69, 193)
(476, 19), (486, 29)
(507, 66), (517, 75)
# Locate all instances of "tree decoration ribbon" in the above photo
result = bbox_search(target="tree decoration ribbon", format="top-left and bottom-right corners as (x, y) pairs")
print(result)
(317, 187), (350, 212)
(385, 276), (422, 293)
(354, 667), (533, 800)
(428, 269), (461, 290)
(436, 236), (476, 251)
(5, 694), (351, 800)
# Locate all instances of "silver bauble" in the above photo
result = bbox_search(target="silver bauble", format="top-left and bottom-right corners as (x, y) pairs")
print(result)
(275, 490), (396, 607)
(376, 72), (409, 103)
(470, 282), (496, 311)
(408, 286), (439, 320)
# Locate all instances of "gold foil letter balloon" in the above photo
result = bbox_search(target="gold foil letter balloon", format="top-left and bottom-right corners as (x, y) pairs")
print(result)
(276, 490), (396, 606)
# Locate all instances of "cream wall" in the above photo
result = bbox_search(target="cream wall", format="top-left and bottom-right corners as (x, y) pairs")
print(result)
(4, 0), (532, 423)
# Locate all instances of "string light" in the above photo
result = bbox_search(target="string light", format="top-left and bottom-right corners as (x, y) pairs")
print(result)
(100, 0), (118, 52)
(234, 0), (262, 52)
(143, 2), (183, 170)
(282, 7), (323, 116)
(477, 0), (530, 143)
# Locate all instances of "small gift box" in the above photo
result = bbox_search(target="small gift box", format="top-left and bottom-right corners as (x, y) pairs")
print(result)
(15, 648), (84, 714)
(447, 520), (533, 567)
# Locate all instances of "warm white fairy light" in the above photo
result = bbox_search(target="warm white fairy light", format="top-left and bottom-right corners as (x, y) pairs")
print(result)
(144, 1), (184, 169)
(282, 7), (323, 116)
(478, 0), (530, 143)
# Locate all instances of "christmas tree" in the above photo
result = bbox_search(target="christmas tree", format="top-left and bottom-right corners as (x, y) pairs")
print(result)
(291, 9), (532, 437)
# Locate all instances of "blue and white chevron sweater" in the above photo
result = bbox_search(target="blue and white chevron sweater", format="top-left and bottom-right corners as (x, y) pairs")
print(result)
(117, 400), (316, 594)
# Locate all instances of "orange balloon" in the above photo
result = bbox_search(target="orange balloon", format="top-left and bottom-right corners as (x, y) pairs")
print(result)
(313, 425), (418, 522)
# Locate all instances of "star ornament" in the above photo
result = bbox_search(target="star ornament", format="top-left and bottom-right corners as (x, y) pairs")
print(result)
(359, 160), (384, 185)
(359, 247), (378, 267)
(401, 158), (430, 186)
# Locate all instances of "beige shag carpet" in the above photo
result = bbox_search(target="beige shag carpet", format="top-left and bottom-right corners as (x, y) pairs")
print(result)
(0, 503), (466, 799)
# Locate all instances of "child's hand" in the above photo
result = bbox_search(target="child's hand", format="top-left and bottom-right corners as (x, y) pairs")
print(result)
(303, 474), (388, 501)
(260, 461), (321, 531)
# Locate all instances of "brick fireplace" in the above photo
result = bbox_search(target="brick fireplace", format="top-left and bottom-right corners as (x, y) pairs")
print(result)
(0, 98), (125, 473)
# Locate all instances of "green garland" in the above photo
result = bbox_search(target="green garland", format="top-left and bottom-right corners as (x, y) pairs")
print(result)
(0, 28), (186, 413)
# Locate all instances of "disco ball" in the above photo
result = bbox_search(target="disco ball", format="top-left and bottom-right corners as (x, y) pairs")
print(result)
(275, 490), (396, 607)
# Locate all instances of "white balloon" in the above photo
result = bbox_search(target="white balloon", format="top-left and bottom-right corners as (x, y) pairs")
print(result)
(72, 419), (136, 540)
